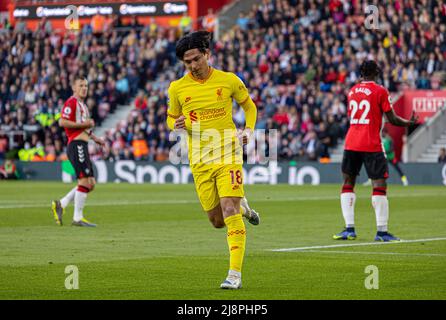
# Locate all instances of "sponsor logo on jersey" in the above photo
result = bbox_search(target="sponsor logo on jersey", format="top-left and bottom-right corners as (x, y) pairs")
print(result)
(189, 111), (198, 122)
(199, 107), (227, 121)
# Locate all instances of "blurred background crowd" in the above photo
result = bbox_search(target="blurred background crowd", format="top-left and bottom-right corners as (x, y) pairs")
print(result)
(0, 0), (445, 163)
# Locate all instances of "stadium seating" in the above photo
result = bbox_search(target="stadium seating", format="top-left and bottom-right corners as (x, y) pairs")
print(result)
(0, 0), (445, 162)
(0, 15), (180, 161)
(207, 0), (446, 161)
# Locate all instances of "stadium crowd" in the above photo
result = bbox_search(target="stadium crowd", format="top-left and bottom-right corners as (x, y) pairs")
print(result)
(212, 0), (446, 161)
(0, 0), (445, 163)
(0, 14), (178, 161)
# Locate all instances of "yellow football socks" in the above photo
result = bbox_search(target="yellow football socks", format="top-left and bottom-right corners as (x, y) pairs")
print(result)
(224, 213), (246, 272)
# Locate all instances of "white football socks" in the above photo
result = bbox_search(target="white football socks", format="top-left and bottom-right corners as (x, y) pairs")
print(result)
(74, 190), (88, 222)
(60, 187), (77, 208)
(340, 192), (356, 228)
(228, 269), (241, 279)
(372, 195), (389, 232)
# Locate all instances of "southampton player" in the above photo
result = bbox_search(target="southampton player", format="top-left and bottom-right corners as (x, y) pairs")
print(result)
(167, 31), (260, 289)
(51, 76), (105, 227)
(334, 60), (418, 242)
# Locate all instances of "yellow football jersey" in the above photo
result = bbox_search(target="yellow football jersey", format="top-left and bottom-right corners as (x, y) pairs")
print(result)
(167, 67), (250, 171)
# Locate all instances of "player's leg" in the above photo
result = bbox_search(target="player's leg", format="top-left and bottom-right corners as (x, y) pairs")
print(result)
(216, 164), (246, 289)
(334, 150), (361, 240)
(60, 187), (77, 209)
(366, 153), (400, 241)
(52, 185), (78, 225)
(193, 170), (222, 227)
(370, 178), (399, 241)
(220, 196), (245, 289)
(206, 203), (225, 228)
(52, 142), (77, 225)
(240, 197), (260, 225)
(389, 160), (408, 186)
(71, 141), (97, 227)
(72, 176), (96, 227)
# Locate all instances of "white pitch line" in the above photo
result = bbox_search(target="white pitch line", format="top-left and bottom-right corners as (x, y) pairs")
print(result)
(0, 192), (441, 209)
(294, 250), (446, 257)
(0, 199), (196, 209)
(270, 237), (446, 252)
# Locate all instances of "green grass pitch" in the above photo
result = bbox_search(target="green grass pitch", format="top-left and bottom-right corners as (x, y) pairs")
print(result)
(0, 182), (445, 299)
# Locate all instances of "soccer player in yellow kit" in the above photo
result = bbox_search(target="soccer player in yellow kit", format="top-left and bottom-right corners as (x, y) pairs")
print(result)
(166, 31), (260, 289)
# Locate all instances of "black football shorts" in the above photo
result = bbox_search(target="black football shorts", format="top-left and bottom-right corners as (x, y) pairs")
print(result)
(342, 150), (389, 180)
(67, 140), (95, 179)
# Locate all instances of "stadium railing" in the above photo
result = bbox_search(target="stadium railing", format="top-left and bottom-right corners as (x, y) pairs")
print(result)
(407, 105), (446, 162)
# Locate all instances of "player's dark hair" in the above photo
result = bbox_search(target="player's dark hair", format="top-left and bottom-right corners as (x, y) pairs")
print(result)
(359, 60), (381, 79)
(175, 31), (212, 60)
(72, 75), (88, 84)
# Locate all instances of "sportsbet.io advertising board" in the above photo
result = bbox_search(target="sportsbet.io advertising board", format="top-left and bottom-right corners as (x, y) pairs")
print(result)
(12, 161), (446, 185)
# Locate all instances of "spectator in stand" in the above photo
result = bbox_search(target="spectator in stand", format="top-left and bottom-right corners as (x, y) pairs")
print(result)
(0, 159), (19, 180)
(316, 122), (331, 159)
(439, 147), (446, 163)
(91, 13), (105, 36)
(132, 132), (149, 161)
(272, 105), (290, 126)
(0, 132), (8, 160)
(134, 90), (148, 114)
(179, 11), (192, 35)
(236, 12), (249, 31)
(202, 8), (216, 33)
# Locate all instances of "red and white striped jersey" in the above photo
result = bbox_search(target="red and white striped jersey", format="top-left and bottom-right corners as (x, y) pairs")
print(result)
(61, 96), (90, 144)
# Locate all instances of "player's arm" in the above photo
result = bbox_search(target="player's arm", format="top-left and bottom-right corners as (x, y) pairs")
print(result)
(385, 109), (418, 127)
(166, 83), (184, 130)
(58, 117), (94, 129)
(231, 73), (257, 144)
(89, 132), (105, 147)
(240, 97), (257, 131)
(167, 113), (186, 130)
(381, 88), (418, 127)
(239, 97), (257, 144)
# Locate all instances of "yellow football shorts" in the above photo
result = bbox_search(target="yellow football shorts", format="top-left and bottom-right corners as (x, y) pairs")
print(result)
(192, 164), (245, 212)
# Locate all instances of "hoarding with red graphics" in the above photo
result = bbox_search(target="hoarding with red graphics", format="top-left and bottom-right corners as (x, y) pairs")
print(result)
(9, 0), (232, 31)
(402, 90), (446, 123)
(10, 0), (197, 30)
(12, 1), (189, 19)
(385, 90), (446, 162)
(0, 0), (10, 12)
(197, 0), (231, 17)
